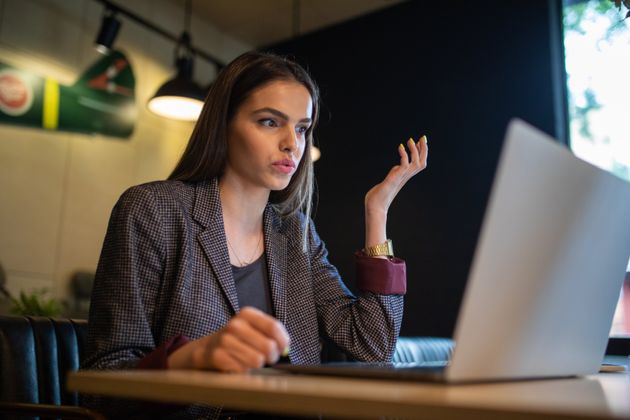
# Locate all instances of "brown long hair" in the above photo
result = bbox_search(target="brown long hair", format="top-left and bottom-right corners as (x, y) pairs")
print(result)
(169, 51), (319, 247)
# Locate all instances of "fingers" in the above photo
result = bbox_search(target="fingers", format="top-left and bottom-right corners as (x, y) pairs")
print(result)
(418, 135), (428, 170)
(210, 345), (250, 373)
(219, 330), (267, 368)
(225, 316), (279, 365)
(397, 142), (409, 168)
(407, 137), (421, 170)
(364, 134), (429, 214)
(207, 307), (290, 373)
(393, 136), (427, 182)
(406, 136), (428, 173)
(238, 307), (290, 355)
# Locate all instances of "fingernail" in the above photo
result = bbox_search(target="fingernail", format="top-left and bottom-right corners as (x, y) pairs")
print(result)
(281, 346), (290, 357)
(421, 135), (428, 144)
(408, 137), (415, 144)
(399, 143), (404, 150)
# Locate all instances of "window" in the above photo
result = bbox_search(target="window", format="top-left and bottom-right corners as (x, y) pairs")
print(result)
(562, 0), (630, 338)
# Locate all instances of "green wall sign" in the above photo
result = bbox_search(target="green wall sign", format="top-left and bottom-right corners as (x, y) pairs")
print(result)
(0, 50), (135, 138)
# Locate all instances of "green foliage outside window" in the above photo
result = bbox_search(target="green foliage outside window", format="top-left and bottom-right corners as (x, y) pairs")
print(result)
(563, 0), (630, 182)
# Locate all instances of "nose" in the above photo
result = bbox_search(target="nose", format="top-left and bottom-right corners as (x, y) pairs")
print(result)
(281, 126), (299, 153)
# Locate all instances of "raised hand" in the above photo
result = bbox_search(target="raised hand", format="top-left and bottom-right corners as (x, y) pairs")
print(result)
(365, 136), (428, 215)
(363, 136), (428, 250)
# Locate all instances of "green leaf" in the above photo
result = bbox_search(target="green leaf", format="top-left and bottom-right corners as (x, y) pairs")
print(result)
(8, 288), (63, 317)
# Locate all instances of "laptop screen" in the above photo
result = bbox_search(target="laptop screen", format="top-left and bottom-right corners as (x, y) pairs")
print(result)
(446, 119), (630, 382)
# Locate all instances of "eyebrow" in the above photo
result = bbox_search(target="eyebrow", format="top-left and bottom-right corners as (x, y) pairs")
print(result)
(252, 107), (312, 124)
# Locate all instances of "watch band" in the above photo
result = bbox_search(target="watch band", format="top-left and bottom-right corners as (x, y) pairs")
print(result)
(364, 239), (394, 257)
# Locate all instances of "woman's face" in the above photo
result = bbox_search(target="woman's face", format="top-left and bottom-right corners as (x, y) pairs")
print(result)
(225, 80), (313, 192)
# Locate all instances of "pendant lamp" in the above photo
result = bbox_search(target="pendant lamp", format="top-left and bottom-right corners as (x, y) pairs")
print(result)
(147, 1), (206, 121)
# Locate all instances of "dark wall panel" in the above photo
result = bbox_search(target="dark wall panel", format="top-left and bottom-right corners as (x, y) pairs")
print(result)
(269, 0), (558, 337)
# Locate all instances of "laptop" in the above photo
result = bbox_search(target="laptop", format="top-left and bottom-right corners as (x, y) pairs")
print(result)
(275, 118), (630, 383)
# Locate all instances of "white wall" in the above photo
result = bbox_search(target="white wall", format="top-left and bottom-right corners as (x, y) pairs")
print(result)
(0, 0), (251, 302)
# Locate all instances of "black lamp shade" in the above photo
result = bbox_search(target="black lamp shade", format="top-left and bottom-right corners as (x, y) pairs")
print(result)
(152, 76), (206, 102)
(147, 67), (207, 121)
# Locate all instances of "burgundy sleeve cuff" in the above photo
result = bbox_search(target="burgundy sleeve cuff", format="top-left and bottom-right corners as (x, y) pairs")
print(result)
(354, 251), (407, 295)
(136, 334), (191, 369)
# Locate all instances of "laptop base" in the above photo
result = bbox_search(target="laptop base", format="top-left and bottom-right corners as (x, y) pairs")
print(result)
(273, 361), (448, 382)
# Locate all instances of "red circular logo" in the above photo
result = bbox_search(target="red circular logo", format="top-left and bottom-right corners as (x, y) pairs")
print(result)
(0, 70), (33, 116)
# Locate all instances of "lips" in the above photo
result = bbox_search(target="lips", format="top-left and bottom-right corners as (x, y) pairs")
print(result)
(272, 159), (296, 174)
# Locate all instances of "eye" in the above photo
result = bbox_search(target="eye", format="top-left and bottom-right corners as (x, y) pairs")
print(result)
(259, 118), (277, 127)
(297, 125), (309, 134)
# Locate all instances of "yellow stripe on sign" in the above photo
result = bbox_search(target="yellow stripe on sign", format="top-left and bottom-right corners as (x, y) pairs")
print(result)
(43, 78), (60, 130)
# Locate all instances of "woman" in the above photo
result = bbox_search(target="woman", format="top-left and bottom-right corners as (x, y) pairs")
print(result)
(83, 51), (428, 417)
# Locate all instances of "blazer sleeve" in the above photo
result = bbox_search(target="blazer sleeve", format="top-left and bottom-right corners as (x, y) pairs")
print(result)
(82, 185), (168, 371)
(307, 218), (405, 362)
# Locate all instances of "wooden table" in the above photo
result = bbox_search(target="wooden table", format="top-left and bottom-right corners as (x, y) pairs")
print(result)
(67, 369), (630, 419)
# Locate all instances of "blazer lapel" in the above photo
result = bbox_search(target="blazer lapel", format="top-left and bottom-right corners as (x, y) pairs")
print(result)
(193, 179), (240, 314)
(263, 206), (288, 326)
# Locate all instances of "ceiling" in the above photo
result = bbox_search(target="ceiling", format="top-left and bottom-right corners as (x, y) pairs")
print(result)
(180, 0), (405, 47)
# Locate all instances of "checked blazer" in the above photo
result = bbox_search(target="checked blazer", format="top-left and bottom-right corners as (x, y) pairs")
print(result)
(82, 178), (404, 417)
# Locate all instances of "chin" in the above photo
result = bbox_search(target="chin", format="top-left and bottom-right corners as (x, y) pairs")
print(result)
(266, 177), (293, 192)
(269, 182), (291, 191)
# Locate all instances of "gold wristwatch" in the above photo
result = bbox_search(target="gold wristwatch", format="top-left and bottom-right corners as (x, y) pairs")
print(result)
(364, 239), (394, 257)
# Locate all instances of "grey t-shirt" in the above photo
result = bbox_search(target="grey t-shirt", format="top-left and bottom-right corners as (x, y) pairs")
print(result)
(231, 253), (273, 315)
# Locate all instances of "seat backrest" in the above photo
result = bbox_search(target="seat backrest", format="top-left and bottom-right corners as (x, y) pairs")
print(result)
(393, 336), (454, 364)
(0, 316), (87, 406)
